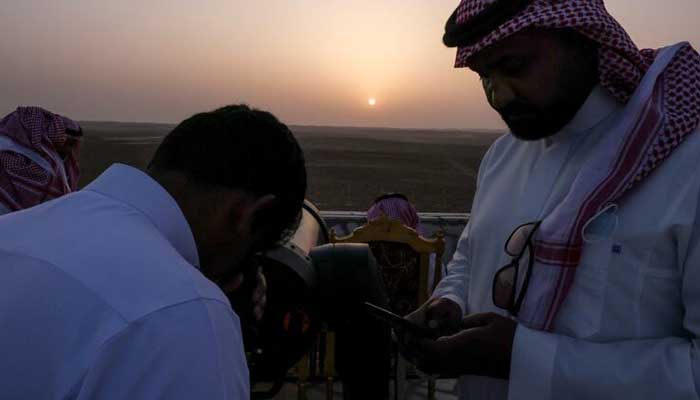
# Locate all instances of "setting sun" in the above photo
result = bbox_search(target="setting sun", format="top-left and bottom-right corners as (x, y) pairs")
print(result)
(368, 98), (377, 107)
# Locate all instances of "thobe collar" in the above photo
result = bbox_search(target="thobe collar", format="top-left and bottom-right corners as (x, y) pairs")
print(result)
(545, 84), (623, 147)
(84, 164), (201, 268)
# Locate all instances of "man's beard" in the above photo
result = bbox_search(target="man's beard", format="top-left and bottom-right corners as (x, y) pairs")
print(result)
(498, 95), (587, 141)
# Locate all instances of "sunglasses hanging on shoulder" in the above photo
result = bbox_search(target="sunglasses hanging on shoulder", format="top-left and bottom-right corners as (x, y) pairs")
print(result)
(492, 221), (541, 317)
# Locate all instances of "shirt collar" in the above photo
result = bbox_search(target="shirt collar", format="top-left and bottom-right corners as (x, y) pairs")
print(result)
(545, 85), (623, 147)
(84, 164), (200, 268)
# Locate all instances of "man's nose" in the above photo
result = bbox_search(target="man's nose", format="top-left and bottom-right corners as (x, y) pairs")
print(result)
(485, 77), (516, 110)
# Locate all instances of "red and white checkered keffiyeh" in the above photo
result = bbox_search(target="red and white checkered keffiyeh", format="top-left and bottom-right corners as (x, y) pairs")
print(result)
(0, 107), (82, 213)
(367, 195), (423, 234)
(450, 0), (700, 330)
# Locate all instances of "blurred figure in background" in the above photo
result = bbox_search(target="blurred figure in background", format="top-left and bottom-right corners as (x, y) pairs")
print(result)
(367, 193), (444, 292)
(367, 193), (422, 234)
(0, 106), (82, 214)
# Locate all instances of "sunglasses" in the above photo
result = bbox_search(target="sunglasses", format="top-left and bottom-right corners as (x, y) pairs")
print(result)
(492, 221), (541, 316)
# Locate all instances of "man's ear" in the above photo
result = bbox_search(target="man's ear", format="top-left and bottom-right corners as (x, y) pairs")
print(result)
(250, 194), (278, 219)
(235, 194), (278, 230)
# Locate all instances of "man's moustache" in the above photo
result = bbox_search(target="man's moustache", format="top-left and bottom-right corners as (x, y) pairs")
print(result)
(498, 102), (540, 123)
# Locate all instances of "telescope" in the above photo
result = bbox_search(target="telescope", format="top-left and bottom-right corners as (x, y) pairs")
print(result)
(229, 200), (391, 399)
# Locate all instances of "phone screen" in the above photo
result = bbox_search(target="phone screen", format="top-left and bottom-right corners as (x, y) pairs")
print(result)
(364, 302), (438, 340)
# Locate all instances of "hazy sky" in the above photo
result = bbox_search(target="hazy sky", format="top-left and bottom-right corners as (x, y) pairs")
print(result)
(1, 1), (698, 129)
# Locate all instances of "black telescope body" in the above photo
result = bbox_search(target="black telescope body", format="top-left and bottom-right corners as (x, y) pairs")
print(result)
(229, 201), (391, 399)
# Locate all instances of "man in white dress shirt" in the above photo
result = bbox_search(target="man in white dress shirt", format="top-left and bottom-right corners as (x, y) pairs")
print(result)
(403, 1), (700, 399)
(0, 104), (307, 399)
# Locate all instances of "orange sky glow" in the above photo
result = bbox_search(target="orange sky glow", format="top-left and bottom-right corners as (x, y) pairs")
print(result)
(1, 1), (698, 129)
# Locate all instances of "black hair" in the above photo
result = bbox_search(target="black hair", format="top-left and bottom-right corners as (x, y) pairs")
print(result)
(148, 104), (307, 246)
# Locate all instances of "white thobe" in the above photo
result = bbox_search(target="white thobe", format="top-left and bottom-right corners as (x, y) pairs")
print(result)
(0, 164), (249, 399)
(433, 78), (700, 399)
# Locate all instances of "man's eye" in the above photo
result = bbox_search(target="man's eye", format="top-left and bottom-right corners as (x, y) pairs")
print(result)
(501, 58), (527, 75)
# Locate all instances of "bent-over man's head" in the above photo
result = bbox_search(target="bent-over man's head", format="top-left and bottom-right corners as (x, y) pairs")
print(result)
(147, 104), (306, 288)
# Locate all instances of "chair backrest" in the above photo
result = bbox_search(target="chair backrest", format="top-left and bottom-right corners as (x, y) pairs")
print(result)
(330, 214), (445, 315)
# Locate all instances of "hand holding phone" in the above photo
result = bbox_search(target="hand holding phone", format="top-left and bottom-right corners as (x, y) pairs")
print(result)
(364, 302), (439, 340)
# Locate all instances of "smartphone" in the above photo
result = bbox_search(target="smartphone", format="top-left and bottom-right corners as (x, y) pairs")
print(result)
(364, 302), (438, 340)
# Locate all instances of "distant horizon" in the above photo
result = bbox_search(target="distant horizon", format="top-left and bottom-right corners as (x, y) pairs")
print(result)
(77, 118), (507, 134)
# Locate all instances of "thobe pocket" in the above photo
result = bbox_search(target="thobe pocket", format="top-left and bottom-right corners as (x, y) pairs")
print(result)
(555, 210), (616, 338)
(636, 243), (684, 337)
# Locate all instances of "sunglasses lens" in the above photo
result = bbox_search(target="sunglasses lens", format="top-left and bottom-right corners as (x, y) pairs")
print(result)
(493, 264), (516, 310)
(506, 223), (537, 256)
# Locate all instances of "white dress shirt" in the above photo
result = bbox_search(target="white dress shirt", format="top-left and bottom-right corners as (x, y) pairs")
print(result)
(434, 77), (700, 399)
(0, 164), (249, 399)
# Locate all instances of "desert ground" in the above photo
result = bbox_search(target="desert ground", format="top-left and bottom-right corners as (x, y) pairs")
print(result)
(78, 122), (502, 213)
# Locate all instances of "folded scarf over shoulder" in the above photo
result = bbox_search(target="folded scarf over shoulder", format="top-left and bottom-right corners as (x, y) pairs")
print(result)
(0, 107), (82, 213)
(445, 0), (700, 330)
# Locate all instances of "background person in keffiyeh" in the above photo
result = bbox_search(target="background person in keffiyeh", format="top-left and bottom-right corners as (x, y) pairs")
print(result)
(400, 1), (700, 399)
(366, 193), (445, 290)
(367, 193), (423, 233)
(0, 107), (82, 214)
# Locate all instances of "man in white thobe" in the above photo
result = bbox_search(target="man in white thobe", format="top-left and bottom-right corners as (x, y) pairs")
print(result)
(403, 1), (700, 399)
(0, 104), (307, 399)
